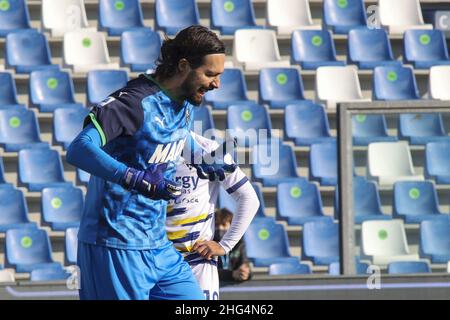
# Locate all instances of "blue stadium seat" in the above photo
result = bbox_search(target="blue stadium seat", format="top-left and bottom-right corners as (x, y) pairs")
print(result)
(352, 176), (391, 224)
(87, 70), (129, 105)
(252, 140), (300, 187)
(399, 113), (449, 145)
(6, 30), (58, 74)
(404, 30), (450, 69)
(269, 261), (312, 275)
(420, 219), (450, 263)
(77, 168), (90, 185)
(53, 107), (89, 150)
(30, 264), (70, 282)
(155, 0), (200, 35)
(348, 28), (401, 69)
(211, 0), (258, 35)
(387, 261), (431, 274)
(393, 181), (446, 224)
(227, 104), (272, 147)
(65, 227), (78, 265)
(258, 68), (305, 109)
(5, 228), (61, 273)
(302, 220), (339, 265)
(18, 148), (70, 192)
(291, 29), (345, 70)
(0, 108), (48, 152)
(0, 72), (25, 109)
(204, 68), (254, 109)
(191, 105), (215, 137)
(425, 141), (450, 184)
(277, 179), (331, 226)
(121, 28), (161, 72)
(99, 0), (145, 36)
(352, 114), (397, 146)
(0, 187), (36, 232)
(219, 183), (266, 218)
(0, 0), (31, 37)
(29, 70), (82, 112)
(373, 65), (420, 100)
(328, 261), (370, 275)
(323, 0), (367, 34)
(285, 102), (334, 146)
(244, 218), (297, 267)
(309, 142), (337, 186)
(41, 186), (83, 231)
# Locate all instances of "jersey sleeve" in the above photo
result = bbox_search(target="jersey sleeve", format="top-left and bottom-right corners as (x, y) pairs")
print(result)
(220, 166), (249, 194)
(83, 90), (145, 146)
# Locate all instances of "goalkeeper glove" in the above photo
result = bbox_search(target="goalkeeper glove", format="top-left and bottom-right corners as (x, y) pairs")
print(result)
(121, 163), (181, 200)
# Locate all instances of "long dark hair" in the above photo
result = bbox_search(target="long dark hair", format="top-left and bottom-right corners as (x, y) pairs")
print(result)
(154, 25), (225, 80)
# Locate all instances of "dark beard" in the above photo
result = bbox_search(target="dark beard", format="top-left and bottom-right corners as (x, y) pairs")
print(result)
(180, 72), (203, 106)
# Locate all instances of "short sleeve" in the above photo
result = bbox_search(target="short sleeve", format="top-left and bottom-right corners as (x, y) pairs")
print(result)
(83, 91), (144, 146)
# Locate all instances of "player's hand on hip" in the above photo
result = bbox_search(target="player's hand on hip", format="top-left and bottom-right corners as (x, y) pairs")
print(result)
(121, 163), (181, 201)
(192, 240), (226, 260)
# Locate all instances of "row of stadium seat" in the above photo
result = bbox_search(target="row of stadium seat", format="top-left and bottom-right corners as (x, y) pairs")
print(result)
(0, 0), (434, 37)
(1, 215), (449, 279)
(3, 27), (450, 74)
(244, 217), (450, 267)
(5, 64), (450, 121)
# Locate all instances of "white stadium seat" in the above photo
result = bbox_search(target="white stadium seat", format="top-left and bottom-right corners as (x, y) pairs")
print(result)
(429, 65), (450, 100)
(361, 220), (419, 265)
(367, 141), (424, 186)
(315, 66), (371, 109)
(447, 261), (450, 273)
(379, 0), (433, 35)
(63, 29), (119, 73)
(267, 0), (321, 35)
(0, 270), (15, 283)
(233, 29), (290, 71)
(42, 0), (89, 37)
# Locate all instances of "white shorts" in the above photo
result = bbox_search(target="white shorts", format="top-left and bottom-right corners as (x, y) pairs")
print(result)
(190, 262), (219, 300)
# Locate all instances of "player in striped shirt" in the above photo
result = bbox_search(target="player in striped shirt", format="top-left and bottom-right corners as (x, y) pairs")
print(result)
(166, 132), (259, 300)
